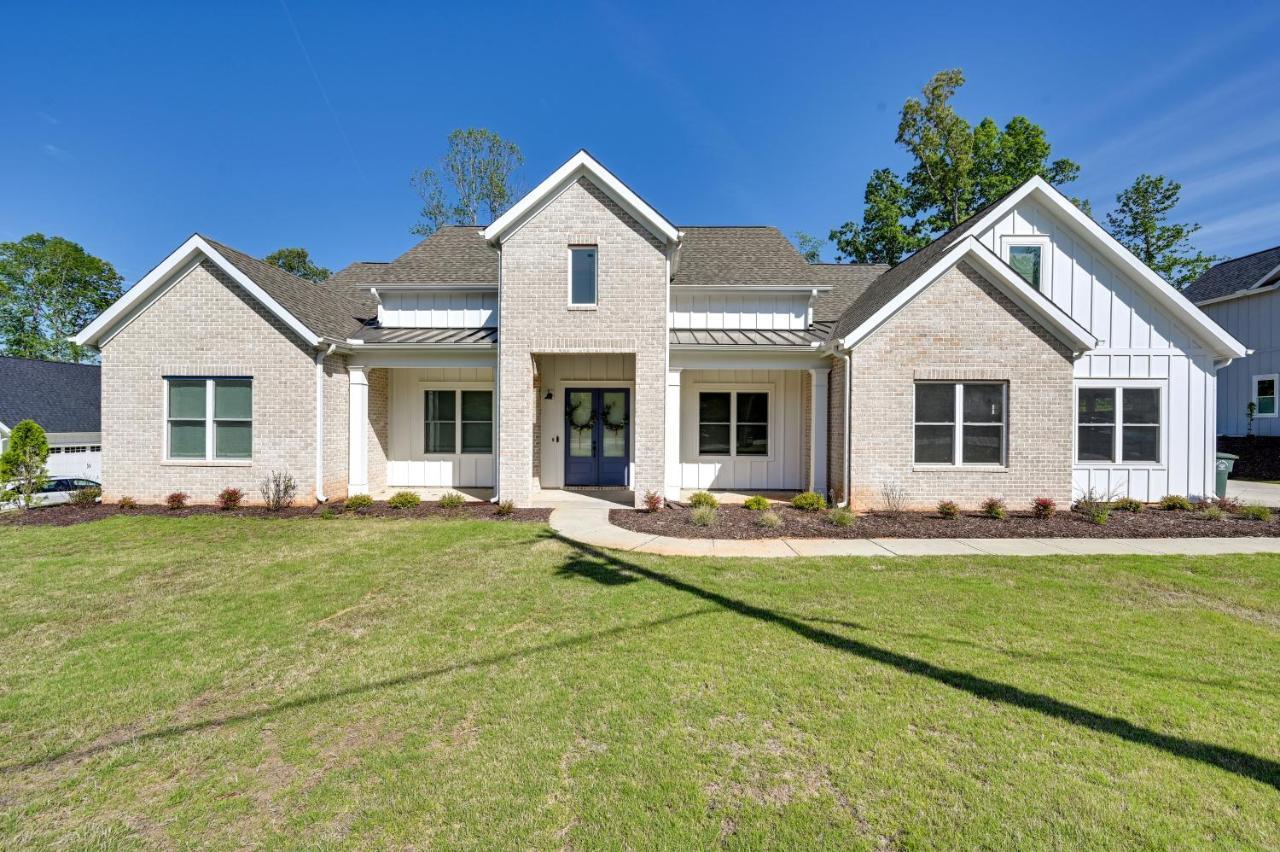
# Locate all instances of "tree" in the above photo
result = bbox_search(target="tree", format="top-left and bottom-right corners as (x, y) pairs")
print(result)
(792, 232), (825, 263)
(411, 129), (524, 236)
(0, 234), (124, 362)
(264, 247), (330, 282)
(1105, 174), (1217, 288)
(831, 70), (1081, 264)
(0, 420), (49, 509)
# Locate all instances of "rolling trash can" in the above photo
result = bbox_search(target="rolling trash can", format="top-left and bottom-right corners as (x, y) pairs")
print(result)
(1215, 452), (1238, 499)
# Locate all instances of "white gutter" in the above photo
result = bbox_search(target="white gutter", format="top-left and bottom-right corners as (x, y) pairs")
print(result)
(838, 347), (852, 508)
(314, 343), (337, 502)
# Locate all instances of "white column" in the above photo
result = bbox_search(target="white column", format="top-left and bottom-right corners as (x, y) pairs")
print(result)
(348, 366), (369, 496)
(809, 368), (830, 496)
(665, 368), (683, 502)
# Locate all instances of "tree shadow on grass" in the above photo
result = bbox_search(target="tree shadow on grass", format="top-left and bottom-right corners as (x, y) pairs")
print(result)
(550, 535), (1280, 791)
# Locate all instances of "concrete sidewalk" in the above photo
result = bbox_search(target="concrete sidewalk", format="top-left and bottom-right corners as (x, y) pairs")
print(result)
(547, 507), (1280, 559)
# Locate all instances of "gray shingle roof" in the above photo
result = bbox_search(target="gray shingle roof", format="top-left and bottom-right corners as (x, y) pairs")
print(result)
(203, 237), (374, 339)
(673, 226), (815, 286)
(334, 226), (499, 288)
(1184, 245), (1280, 304)
(0, 357), (100, 433)
(810, 263), (889, 323)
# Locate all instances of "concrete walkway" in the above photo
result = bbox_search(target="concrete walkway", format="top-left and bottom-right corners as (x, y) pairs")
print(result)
(547, 505), (1280, 559)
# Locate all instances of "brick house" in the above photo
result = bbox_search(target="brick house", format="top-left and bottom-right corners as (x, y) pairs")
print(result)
(75, 151), (1245, 508)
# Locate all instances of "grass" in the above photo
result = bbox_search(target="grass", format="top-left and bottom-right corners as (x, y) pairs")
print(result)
(1, 517), (1278, 848)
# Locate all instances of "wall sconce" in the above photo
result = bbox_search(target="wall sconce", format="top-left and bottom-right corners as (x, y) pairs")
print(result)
(544, 390), (554, 400)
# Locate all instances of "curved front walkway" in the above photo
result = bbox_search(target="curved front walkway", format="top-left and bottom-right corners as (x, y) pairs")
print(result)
(548, 506), (1280, 559)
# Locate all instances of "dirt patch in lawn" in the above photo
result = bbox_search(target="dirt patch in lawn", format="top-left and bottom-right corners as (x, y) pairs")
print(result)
(1, 500), (550, 527)
(610, 503), (1280, 539)
(1219, 436), (1280, 481)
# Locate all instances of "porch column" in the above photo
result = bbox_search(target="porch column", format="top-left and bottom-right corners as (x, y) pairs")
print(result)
(665, 368), (682, 502)
(348, 366), (369, 495)
(809, 367), (829, 496)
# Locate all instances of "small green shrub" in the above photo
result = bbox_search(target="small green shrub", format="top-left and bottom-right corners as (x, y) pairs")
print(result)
(1199, 505), (1224, 521)
(691, 505), (717, 526)
(743, 495), (770, 511)
(117, 496), (137, 510)
(216, 487), (243, 510)
(791, 491), (827, 512)
(688, 491), (719, 509)
(495, 499), (515, 516)
(1032, 497), (1056, 519)
(344, 493), (373, 510)
(438, 491), (466, 509)
(827, 507), (855, 527)
(319, 507), (336, 520)
(1087, 505), (1111, 525)
(388, 491), (421, 509)
(165, 492), (188, 511)
(1112, 497), (1144, 513)
(1240, 503), (1272, 522)
(937, 500), (960, 519)
(755, 509), (783, 529)
(1214, 496), (1242, 512)
(981, 497), (1007, 520)
(69, 486), (101, 507)
(1159, 494), (1193, 511)
(642, 490), (664, 512)
(1072, 489), (1111, 525)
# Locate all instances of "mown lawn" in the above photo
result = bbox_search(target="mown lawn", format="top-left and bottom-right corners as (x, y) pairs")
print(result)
(1, 517), (1277, 849)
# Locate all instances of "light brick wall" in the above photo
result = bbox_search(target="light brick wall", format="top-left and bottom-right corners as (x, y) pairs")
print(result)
(99, 261), (322, 504)
(827, 354), (846, 504)
(321, 353), (349, 500)
(498, 178), (668, 507)
(847, 261), (1074, 510)
(367, 367), (389, 496)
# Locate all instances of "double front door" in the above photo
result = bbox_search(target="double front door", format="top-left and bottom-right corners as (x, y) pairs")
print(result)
(564, 388), (630, 486)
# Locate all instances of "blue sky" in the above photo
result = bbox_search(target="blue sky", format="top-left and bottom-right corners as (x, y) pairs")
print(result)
(3, 1), (1279, 284)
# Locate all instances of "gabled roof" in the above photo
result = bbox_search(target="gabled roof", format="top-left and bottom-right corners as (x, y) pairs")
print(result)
(1184, 244), (1280, 305)
(483, 149), (680, 245)
(810, 263), (889, 323)
(0, 357), (99, 434)
(331, 226), (498, 288)
(673, 227), (819, 287)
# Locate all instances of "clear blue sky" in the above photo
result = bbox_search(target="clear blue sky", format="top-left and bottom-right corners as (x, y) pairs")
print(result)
(3, 1), (1279, 284)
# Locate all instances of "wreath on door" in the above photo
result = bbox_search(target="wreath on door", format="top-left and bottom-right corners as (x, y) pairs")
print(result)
(602, 400), (628, 433)
(567, 396), (596, 433)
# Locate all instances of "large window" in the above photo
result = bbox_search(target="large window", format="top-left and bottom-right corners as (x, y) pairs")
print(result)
(166, 378), (252, 461)
(913, 383), (1006, 466)
(1253, 374), (1277, 418)
(1076, 386), (1161, 464)
(698, 390), (769, 457)
(425, 388), (493, 454)
(570, 246), (597, 306)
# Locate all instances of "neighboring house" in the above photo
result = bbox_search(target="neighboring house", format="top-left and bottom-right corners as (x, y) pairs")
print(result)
(1185, 246), (1280, 437)
(0, 356), (102, 479)
(74, 150), (1245, 508)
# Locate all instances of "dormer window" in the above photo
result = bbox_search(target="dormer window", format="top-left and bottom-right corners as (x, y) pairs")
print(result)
(1000, 235), (1051, 292)
(570, 246), (597, 307)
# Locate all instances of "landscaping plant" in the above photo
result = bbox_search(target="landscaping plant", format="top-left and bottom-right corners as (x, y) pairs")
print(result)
(117, 496), (137, 509)
(937, 500), (960, 519)
(217, 487), (243, 511)
(642, 490), (664, 512)
(68, 486), (101, 507)
(743, 495), (770, 511)
(791, 491), (826, 512)
(259, 471), (297, 511)
(879, 482), (908, 513)
(344, 494), (373, 511)
(755, 509), (783, 529)
(495, 499), (515, 516)
(1159, 494), (1194, 511)
(1199, 505), (1225, 521)
(1240, 504), (1272, 522)
(826, 507), (855, 527)
(1032, 497), (1056, 518)
(388, 491), (422, 509)
(0, 420), (49, 509)
(1112, 497), (1145, 513)
(688, 491), (718, 509)
(690, 505), (717, 526)
(438, 491), (466, 509)
(165, 492), (188, 511)
(981, 497), (1008, 520)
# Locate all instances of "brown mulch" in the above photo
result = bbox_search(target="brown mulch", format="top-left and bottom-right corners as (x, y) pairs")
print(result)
(609, 503), (1280, 540)
(1219, 436), (1280, 481)
(0, 500), (551, 528)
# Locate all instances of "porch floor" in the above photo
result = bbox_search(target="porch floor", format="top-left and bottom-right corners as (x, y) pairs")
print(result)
(530, 488), (634, 509)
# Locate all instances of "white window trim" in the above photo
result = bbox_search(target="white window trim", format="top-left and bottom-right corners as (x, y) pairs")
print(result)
(568, 245), (598, 309)
(1073, 379), (1167, 468)
(999, 234), (1052, 292)
(1251, 373), (1278, 418)
(694, 384), (775, 462)
(912, 382), (1009, 470)
(162, 377), (253, 465)
(420, 383), (495, 457)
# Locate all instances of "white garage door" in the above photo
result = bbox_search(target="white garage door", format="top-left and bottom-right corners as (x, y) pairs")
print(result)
(48, 445), (101, 480)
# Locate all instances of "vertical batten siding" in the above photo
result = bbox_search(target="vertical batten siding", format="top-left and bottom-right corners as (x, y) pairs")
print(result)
(378, 291), (498, 328)
(669, 292), (809, 330)
(1202, 292), (1280, 437)
(536, 353), (635, 489)
(386, 367), (496, 488)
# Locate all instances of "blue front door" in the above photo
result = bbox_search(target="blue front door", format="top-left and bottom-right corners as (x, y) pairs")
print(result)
(564, 388), (629, 487)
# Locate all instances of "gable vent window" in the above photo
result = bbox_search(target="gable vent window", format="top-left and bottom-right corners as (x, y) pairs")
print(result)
(570, 246), (597, 306)
(1001, 236), (1051, 292)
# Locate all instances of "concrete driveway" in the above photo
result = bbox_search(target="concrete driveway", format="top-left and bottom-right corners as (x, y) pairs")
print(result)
(1226, 479), (1280, 506)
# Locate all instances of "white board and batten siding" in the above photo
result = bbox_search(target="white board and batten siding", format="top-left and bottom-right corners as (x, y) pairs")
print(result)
(1200, 290), (1280, 437)
(669, 291), (809, 330)
(378, 291), (497, 328)
(387, 367), (495, 488)
(537, 353), (635, 489)
(978, 198), (1219, 500)
(678, 369), (805, 491)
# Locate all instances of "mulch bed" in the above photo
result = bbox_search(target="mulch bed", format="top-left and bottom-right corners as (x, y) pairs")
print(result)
(1219, 436), (1280, 481)
(0, 500), (551, 528)
(610, 503), (1279, 539)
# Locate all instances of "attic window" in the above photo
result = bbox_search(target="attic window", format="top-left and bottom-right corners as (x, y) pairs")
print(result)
(1000, 235), (1052, 292)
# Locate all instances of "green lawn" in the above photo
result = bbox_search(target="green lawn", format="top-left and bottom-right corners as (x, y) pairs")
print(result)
(1, 517), (1278, 849)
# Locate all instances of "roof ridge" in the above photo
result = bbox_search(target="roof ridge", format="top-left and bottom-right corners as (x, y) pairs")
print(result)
(1207, 243), (1280, 269)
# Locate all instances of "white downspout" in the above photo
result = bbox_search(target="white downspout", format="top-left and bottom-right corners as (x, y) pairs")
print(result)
(314, 343), (337, 502)
(491, 242), (502, 503)
(839, 347), (852, 508)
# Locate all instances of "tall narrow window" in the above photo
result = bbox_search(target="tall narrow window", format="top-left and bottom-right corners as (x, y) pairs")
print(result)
(698, 392), (732, 455)
(425, 390), (456, 453)
(735, 392), (769, 456)
(213, 380), (252, 459)
(460, 390), (493, 454)
(166, 378), (253, 460)
(167, 380), (207, 459)
(913, 384), (955, 464)
(1008, 245), (1042, 289)
(1253, 374), (1277, 418)
(1076, 388), (1116, 462)
(570, 246), (597, 306)
(913, 383), (1007, 466)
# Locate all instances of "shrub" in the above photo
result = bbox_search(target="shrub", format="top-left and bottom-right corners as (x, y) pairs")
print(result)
(69, 486), (101, 507)
(1214, 496), (1242, 513)
(791, 491), (827, 512)
(1112, 497), (1144, 513)
(1086, 505), (1111, 525)
(1240, 503), (1272, 522)
(879, 482), (908, 513)
(689, 490), (719, 509)
(495, 499), (515, 516)
(258, 470), (297, 511)
(1072, 489), (1111, 525)
(981, 497), (1008, 520)
(642, 490), (664, 512)
(937, 500), (960, 519)
(388, 491), (421, 509)
(319, 507), (336, 520)
(216, 487), (243, 511)
(438, 491), (466, 509)
(755, 509), (783, 529)
(165, 492), (188, 511)
(743, 495), (770, 511)
(827, 507), (855, 527)
(117, 496), (137, 510)
(344, 493), (373, 511)
(691, 505), (717, 526)
(1199, 505), (1225, 521)
(1158, 494), (1193, 511)
(0, 420), (49, 509)
(1032, 497), (1056, 519)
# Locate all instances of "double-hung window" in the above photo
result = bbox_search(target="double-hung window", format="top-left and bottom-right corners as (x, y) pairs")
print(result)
(570, 246), (597, 306)
(698, 390), (769, 457)
(425, 388), (493, 454)
(166, 377), (252, 461)
(913, 383), (1006, 466)
(1252, 374), (1277, 418)
(1076, 386), (1161, 464)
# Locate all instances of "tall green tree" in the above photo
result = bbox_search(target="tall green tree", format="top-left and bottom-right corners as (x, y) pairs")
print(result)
(411, 129), (525, 236)
(264, 247), (330, 282)
(0, 234), (124, 362)
(831, 70), (1081, 264)
(1105, 175), (1217, 288)
(792, 232), (825, 263)
(0, 420), (49, 509)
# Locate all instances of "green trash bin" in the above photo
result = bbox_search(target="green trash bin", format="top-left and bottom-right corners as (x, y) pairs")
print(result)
(1215, 452), (1238, 499)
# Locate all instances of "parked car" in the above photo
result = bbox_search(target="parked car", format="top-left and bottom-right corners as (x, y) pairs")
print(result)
(2, 477), (100, 509)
